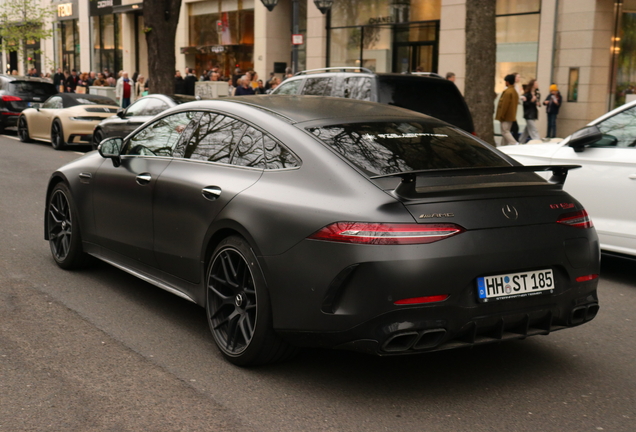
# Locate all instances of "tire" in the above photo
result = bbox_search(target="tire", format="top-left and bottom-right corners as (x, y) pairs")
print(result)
(47, 183), (90, 269)
(92, 129), (103, 150)
(18, 116), (32, 143)
(51, 120), (66, 150)
(206, 236), (296, 366)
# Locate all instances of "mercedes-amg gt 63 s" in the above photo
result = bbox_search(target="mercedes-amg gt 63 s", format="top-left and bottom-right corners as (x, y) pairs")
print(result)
(45, 96), (600, 366)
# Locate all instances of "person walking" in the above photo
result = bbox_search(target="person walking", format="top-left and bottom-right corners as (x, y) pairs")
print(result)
(115, 71), (133, 108)
(174, 70), (185, 94)
(495, 74), (519, 146)
(183, 68), (197, 96)
(519, 79), (541, 143)
(544, 84), (562, 138)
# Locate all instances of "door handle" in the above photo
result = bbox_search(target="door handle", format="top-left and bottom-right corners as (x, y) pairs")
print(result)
(629, 174), (636, 180)
(202, 186), (222, 201)
(136, 173), (152, 185)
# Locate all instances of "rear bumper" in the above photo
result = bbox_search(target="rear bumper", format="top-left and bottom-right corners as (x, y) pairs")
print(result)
(262, 223), (600, 355)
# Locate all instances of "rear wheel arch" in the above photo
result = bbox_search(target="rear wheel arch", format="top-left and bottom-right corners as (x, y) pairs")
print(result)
(44, 175), (69, 240)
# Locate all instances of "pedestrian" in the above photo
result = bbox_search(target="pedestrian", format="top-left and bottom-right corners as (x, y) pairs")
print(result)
(544, 84), (562, 138)
(92, 72), (107, 87)
(134, 75), (146, 100)
(234, 76), (255, 96)
(76, 72), (89, 94)
(495, 74), (519, 146)
(175, 70), (185, 94)
(519, 79), (541, 143)
(87, 71), (97, 86)
(115, 71), (133, 108)
(183, 67), (197, 96)
(446, 72), (456, 82)
(510, 72), (523, 141)
(53, 68), (65, 92)
(65, 70), (79, 93)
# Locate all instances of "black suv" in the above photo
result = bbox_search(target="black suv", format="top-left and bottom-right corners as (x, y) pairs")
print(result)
(271, 68), (474, 133)
(0, 75), (58, 133)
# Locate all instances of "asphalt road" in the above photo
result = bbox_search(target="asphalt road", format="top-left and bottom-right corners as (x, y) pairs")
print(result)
(1, 133), (634, 432)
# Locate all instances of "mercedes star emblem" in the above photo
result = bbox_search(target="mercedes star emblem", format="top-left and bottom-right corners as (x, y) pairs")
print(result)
(502, 204), (518, 220)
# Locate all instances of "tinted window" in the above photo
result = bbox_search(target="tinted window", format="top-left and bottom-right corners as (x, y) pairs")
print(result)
(301, 78), (333, 96)
(596, 106), (636, 148)
(125, 111), (196, 156)
(308, 122), (508, 176)
(8, 81), (57, 97)
(232, 126), (266, 168)
(263, 135), (299, 169)
(377, 76), (474, 132)
(179, 113), (247, 163)
(273, 80), (301, 95)
(343, 77), (372, 101)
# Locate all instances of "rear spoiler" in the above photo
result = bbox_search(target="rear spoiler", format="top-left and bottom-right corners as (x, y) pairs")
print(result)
(370, 165), (581, 199)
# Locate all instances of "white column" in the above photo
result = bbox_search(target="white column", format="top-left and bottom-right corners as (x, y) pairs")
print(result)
(254, 0), (292, 81)
(305, 3), (327, 70)
(78, 0), (91, 72)
(437, 0), (466, 94)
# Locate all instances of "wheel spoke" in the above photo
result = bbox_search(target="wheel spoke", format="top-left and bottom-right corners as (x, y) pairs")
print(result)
(238, 316), (251, 343)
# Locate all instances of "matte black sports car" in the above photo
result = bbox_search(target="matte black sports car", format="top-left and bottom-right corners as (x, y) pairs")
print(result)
(45, 96), (600, 366)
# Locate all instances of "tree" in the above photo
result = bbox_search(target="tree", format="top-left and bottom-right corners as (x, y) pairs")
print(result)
(143, 0), (183, 94)
(464, 0), (496, 145)
(0, 0), (54, 73)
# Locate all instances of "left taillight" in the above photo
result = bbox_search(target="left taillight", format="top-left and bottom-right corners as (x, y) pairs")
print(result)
(1, 95), (22, 102)
(557, 209), (593, 229)
(308, 222), (465, 245)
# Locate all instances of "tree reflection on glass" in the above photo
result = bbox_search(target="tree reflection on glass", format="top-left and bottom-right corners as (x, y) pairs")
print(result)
(309, 122), (508, 176)
(126, 111), (196, 156)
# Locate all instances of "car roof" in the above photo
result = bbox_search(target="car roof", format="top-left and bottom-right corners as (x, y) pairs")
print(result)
(198, 95), (430, 124)
(0, 74), (53, 84)
(50, 93), (117, 106)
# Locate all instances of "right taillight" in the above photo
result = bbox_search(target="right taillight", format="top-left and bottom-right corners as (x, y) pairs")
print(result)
(308, 222), (465, 245)
(557, 209), (593, 228)
(1, 95), (22, 102)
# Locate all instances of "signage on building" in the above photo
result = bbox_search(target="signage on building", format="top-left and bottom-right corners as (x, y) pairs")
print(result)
(90, 0), (122, 16)
(292, 34), (304, 45)
(368, 16), (395, 25)
(56, 0), (78, 21)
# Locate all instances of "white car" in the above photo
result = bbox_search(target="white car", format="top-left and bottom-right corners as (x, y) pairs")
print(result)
(500, 101), (636, 258)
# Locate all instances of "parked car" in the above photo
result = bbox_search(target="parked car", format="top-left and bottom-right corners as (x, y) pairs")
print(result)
(271, 68), (474, 133)
(45, 96), (599, 366)
(92, 94), (198, 149)
(18, 93), (118, 150)
(0, 75), (57, 133)
(500, 100), (636, 259)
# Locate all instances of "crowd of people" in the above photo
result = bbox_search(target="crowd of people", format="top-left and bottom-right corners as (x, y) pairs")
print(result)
(174, 66), (287, 96)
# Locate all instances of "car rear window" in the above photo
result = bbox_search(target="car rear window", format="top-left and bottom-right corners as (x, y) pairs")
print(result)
(8, 81), (57, 97)
(377, 76), (474, 132)
(308, 121), (508, 176)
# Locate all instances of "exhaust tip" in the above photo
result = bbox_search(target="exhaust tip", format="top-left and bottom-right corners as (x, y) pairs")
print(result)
(382, 332), (418, 352)
(585, 304), (600, 321)
(570, 306), (587, 325)
(413, 329), (447, 350)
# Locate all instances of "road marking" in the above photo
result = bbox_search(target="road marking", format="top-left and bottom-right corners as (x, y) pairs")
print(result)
(2, 135), (20, 141)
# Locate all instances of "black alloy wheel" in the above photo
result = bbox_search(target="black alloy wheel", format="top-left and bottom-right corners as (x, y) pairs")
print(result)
(206, 236), (295, 366)
(47, 183), (89, 269)
(51, 120), (66, 150)
(92, 129), (103, 150)
(18, 116), (31, 142)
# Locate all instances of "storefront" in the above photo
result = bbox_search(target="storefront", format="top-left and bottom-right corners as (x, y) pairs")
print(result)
(55, 0), (80, 72)
(327, 0), (441, 73)
(90, 0), (123, 75)
(184, 0), (255, 77)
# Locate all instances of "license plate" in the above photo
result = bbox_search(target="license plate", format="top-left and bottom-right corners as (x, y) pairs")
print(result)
(477, 269), (554, 302)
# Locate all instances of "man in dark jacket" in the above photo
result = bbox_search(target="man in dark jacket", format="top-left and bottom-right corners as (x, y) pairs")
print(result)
(65, 70), (79, 93)
(183, 68), (197, 96)
(53, 68), (65, 89)
(519, 79), (541, 143)
(174, 70), (185, 94)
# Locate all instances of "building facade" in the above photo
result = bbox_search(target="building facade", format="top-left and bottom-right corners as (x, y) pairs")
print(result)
(2, 0), (635, 138)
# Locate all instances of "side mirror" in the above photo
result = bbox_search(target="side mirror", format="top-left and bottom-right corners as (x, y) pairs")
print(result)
(568, 125), (602, 153)
(98, 137), (123, 167)
(32, 103), (42, 110)
(117, 109), (126, 118)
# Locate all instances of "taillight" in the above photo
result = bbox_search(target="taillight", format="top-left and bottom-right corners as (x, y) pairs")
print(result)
(1, 95), (22, 102)
(557, 209), (593, 228)
(394, 295), (449, 305)
(308, 222), (465, 245)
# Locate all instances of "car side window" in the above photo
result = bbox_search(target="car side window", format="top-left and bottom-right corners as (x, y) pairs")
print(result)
(124, 99), (150, 117)
(232, 126), (266, 168)
(144, 98), (170, 116)
(124, 111), (197, 157)
(263, 135), (300, 169)
(274, 80), (301, 95)
(301, 78), (333, 96)
(596, 106), (636, 148)
(178, 112), (247, 163)
(42, 97), (62, 109)
(343, 77), (372, 101)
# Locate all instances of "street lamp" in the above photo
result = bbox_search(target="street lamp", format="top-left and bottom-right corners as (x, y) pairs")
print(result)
(260, 0), (333, 73)
(313, 0), (334, 15)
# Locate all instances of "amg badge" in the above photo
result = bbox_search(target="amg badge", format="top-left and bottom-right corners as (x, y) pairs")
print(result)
(419, 213), (454, 219)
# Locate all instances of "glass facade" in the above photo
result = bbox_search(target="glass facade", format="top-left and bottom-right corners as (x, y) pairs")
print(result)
(188, 0), (255, 77)
(56, 19), (80, 72)
(91, 14), (123, 74)
(612, 2), (636, 108)
(328, 0), (441, 73)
